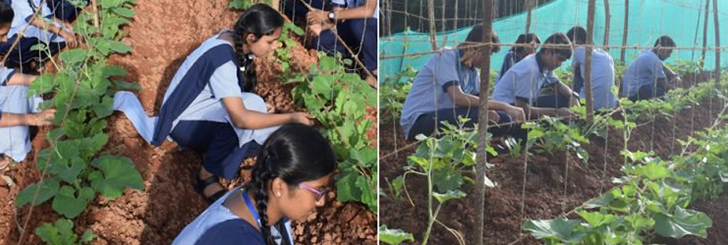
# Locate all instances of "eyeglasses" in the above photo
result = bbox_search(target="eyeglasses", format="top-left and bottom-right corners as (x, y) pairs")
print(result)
(298, 183), (327, 201)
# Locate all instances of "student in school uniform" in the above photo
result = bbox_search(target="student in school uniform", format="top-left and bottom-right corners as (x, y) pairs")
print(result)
(305, 0), (378, 87)
(400, 25), (526, 142)
(0, 65), (54, 165)
(0, 0), (81, 70)
(496, 33), (540, 84)
(492, 32), (580, 119)
(621, 35), (682, 101)
(566, 26), (617, 110)
(173, 124), (336, 245)
(113, 4), (313, 203)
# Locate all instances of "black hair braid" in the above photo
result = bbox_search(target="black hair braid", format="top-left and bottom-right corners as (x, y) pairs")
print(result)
(231, 29), (257, 93)
(249, 150), (276, 245)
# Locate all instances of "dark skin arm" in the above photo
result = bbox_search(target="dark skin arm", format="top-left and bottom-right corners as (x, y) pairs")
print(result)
(515, 99), (576, 120)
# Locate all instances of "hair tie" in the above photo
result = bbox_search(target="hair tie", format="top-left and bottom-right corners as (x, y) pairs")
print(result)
(239, 53), (256, 72)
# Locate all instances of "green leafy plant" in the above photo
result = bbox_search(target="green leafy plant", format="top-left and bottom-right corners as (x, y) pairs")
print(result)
(522, 117), (590, 164)
(15, 1), (143, 243)
(35, 219), (96, 245)
(229, 0), (272, 10)
(290, 54), (378, 212)
(397, 120), (485, 244)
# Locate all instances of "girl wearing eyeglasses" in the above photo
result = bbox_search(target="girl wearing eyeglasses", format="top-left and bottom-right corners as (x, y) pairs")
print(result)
(173, 123), (336, 245)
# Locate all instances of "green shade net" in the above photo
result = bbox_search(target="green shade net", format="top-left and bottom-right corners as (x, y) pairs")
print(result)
(380, 0), (728, 83)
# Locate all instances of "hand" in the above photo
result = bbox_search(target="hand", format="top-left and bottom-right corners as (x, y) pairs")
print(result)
(555, 108), (578, 119)
(290, 112), (314, 126)
(29, 109), (56, 126)
(569, 96), (581, 107)
(60, 31), (78, 48)
(308, 23), (323, 37)
(503, 105), (526, 123)
(307, 10), (329, 25)
(58, 20), (74, 34)
(486, 110), (500, 125)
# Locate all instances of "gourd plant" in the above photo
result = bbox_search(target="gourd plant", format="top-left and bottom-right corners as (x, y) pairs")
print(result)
(15, 0), (144, 243)
(400, 120), (487, 245)
(290, 54), (378, 212)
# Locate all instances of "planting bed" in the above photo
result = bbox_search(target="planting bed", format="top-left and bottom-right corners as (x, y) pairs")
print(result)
(380, 73), (728, 244)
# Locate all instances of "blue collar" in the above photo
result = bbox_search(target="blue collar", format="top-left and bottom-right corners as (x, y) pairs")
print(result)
(242, 190), (263, 228)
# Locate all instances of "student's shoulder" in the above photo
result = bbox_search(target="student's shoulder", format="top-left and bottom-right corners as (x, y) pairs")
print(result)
(195, 219), (264, 245)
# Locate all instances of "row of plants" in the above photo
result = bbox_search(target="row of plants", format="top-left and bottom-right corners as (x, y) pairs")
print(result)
(228, 2), (378, 213)
(14, 0), (144, 244)
(378, 59), (716, 244)
(522, 76), (728, 244)
(523, 119), (728, 244)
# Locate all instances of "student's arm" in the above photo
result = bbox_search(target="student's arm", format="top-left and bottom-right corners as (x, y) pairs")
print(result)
(515, 99), (575, 119)
(332, 0), (377, 20)
(28, 18), (77, 47)
(222, 97), (313, 129)
(308, 0), (376, 25)
(662, 65), (681, 89)
(488, 100), (526, 122)
(555, 81), (580, 107)
(445, 84), (479, 108)
(0, 110), (55, 127)
(6, 73), (38, 86)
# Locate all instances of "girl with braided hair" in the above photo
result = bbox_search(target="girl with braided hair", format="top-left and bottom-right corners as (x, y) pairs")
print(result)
(112, 3), (313, 203)
(173, 123), (337, 245)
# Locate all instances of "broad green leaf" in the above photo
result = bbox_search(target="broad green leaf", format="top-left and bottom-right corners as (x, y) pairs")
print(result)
(89, 156), (144, 198)
(109, 41), (132, 53)
(60, 49), (88, 64)
(112, 8), (136, 18)
(35, 219), (77, 245)
(522, 218), (586, 243)
(433, 189), (465, 204)
(335, 169), (361, 202)
(81, 230), (97, 243)
(379, 226), (415, 244)
(433, 167), (463, 193)
(52, 186), (94, 218)
(654, 207), (712, 238)
(15, 178), (60, 207)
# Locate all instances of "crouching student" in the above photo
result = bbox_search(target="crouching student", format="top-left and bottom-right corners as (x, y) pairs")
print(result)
(0, 66), (54, 164)
(621, 35), (681, 101)
(496, 33), (540, 84)
(400, 25), (526, 142)
(112, 4), (313, 204)
(173, 124), (336, 245)
(0, 0), (82, 70)
(492, 32), (580, 119)
(566, 26), (617, 111)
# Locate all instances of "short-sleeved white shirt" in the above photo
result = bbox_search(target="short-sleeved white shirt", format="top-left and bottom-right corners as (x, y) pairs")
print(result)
(491, 53), (559, 105)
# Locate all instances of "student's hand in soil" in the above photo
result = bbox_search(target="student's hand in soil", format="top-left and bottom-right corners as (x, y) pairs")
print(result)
(29, 109), (56, 126)
(290, 112), (315, 126)
(555, 108), (578, 119)
(60, 31), (78, 48)
(504, 105), (526, 123)
(487, 110), (500, 125)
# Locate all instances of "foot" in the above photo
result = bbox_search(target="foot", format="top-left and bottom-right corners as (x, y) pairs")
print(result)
(197, 168), (226, 203)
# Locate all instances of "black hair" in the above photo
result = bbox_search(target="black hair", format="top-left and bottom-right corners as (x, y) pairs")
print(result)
(0, 1), (13, 24)
(464, 24), (501, 53)
(539, 32), (572, 58)
(232, 3), (284, 92)
(246, 123), (337, 245)
(566, 26), (587, 45)
(654, 35), (676, 47)
(511, 33), (541, 53)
